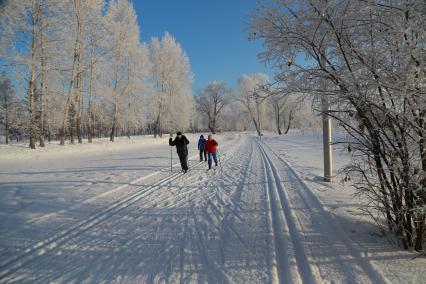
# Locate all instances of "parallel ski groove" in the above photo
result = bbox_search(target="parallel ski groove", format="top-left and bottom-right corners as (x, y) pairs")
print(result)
(0, 161), (204, 281)
(260, 141), (388, 284)
(257, 141), (287, 284)
(258, 141), (314, 284)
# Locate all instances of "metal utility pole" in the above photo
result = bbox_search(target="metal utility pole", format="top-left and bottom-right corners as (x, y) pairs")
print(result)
(322, 94), (333, 182)
(257, 95), (262, 141)
(320, 48), (333, 182)
(169, 92), (173, 173)
(170, 133), (173, 172)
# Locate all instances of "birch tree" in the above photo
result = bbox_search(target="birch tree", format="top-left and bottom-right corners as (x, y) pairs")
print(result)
(121, 43), (151, 139)
(57, 0), (84, 145)
(105, 0), (143, 142)
(0, 0), (48, 148)
(83, 0), (106, 142)
(0, 0), (191, 145)
(149, 32), (193, 137)
(0, 73), (17, 144)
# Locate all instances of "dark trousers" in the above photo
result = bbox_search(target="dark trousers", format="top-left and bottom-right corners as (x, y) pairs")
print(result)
(199, 148), (207, 161)
(178, 152), (188, 171)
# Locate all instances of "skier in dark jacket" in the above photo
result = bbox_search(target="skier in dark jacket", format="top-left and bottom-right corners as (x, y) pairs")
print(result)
(169, 131), (190, 173)
(197, 135), (207, 162)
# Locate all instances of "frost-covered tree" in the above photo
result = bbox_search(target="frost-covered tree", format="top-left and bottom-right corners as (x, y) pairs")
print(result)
(124, 43), (151, 138)
(0, 73), (17, 144)
(250, 0), (426, 250)
(0, 0), (42, 148)
(44, 82), (65, 142)
(219, 100), (250, 132)
(56, 0), (86, 145)
(149, 32), (193, 137)
(270, 94), (295, 135)
(0, 0), (192, 145)
(83, 0), (107, 142)
(194, 81), (230, 134)
(237, 74), (271, 136)
(105, 0), (143, 142)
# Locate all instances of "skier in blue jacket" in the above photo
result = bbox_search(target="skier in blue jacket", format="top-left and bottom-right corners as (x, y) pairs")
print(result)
(197, 135), (207, 162)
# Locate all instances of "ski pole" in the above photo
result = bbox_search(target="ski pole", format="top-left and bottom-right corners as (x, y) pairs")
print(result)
(217, 149), (223, 171)
(170, 133), (173, 172)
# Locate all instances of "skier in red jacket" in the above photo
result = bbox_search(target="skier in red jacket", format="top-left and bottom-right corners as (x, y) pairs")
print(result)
(204, 134), (218, 170)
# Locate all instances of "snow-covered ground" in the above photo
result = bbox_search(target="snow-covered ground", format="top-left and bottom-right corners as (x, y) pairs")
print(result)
(0, 132), (424, 283)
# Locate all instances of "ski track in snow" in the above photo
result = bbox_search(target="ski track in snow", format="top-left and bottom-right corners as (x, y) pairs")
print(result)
(256, 141), (387, 284)
(0, 134), (395, 283)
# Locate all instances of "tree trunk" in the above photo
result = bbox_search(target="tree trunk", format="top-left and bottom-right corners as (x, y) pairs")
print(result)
(71, 101), (77, 144)
(284, 109), (295, 135)
(110, 94), (118, 142)
(110, 112), (116, 142)
(39, 84), (45, 147)
(208, 125), (216, 134)
(252, 117), (261, 136)
(208, 116), (216, 134)
(88, 108), (94, 143)
(5, 115), (9, 144)
(77, 71), (83, 144)
(60, 0), (83, 145)
(256, 100), (262, 137)
(87, 55), (94, 143)
(71, 64), (83, 144)
(284, 119), (291, 134)
(77, 98), (83, 143)
(127, 61), (131, 139)
(110, 96), (118, 142)
(158, 120), (163, 138)
(98, 119), (102, 138)
(28, 0), (37, 149)
(414, 214), (424, 251)
(110, 49), (121, 143)
(251, 110), (262, 137)
(127, 111), (131, 139)
(414, 114), (425, 251)
(47, 120), (51, 142)
(275, 105), (282, 135)
(154, 102), (162, 138)
(38, 0), (46, 147)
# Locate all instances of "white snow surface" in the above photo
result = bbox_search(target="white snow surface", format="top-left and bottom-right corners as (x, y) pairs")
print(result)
(0, 132), (424, 283)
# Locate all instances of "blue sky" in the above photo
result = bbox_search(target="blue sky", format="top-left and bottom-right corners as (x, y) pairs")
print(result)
(132, 0), (273, 91)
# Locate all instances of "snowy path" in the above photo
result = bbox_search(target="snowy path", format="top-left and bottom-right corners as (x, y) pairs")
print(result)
(0, 134), (412, 283)
(256, 141), (387, 284)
